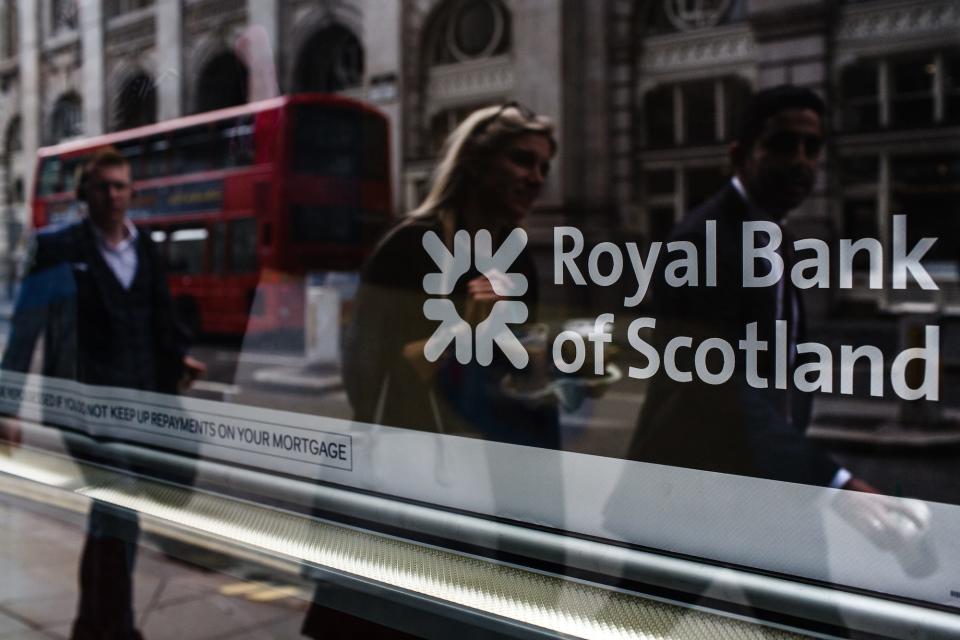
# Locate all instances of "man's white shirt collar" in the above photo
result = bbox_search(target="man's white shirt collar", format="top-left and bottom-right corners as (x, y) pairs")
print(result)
(91, 218), (139, 289)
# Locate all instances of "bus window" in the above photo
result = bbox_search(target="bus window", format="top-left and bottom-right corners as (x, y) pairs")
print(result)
(168, 117), (254, 175)
(218, 116), (255, 168)
(170, 126), (214, 174)
(167, 226), (207, 275)
(291, 205), (358, 244)
(210, 222), (226, 275)
(229, 218), (257, 273)
(36, 158), (63, 196)
(290, 106), (385, 178)
(37, 155), (86, 197)
(141, 135), (170, 179)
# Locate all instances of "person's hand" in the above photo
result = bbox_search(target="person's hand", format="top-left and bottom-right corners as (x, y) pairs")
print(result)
(465, 272), (511, 325)
(179, 355), (207, 391)
(842, 476), (880, 494)
(0, 417), (22, 452)
(833, 478), (931, 549)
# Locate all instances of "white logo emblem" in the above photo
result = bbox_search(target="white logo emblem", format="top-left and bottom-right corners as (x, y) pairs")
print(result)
(422, 228), (530, 368)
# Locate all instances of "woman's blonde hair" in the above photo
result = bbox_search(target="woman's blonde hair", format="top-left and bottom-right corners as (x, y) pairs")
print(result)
(412, 103), (555, 221)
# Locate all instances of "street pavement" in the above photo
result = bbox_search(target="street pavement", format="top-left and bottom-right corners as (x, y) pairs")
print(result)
(0, 492), (313, 639)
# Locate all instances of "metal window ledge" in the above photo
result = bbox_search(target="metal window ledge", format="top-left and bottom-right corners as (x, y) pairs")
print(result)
(1, 421), (957, 639)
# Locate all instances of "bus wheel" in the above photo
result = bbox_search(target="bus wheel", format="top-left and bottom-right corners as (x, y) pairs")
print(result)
(175, 296), (201, 340)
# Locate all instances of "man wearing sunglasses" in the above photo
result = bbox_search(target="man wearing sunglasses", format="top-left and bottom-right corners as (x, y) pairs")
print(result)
(628, 85), (873, 491)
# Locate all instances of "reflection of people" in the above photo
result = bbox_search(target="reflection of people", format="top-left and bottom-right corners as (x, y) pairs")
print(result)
(341, 102), (558, 448)
(302, 103), (556, 638)
(627, 85), (871, 489)
(1, 148), (204, 639)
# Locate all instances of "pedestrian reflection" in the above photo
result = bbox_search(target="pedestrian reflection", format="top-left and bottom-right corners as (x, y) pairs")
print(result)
(1, 148), (204, 640)
(625, 86), (873, 489)
(603, 85), (935, 630)
(340, 102), (558, 448)
(303, 102), (562, 638)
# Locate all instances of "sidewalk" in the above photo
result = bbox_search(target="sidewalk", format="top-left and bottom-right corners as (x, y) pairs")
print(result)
(0, 493), (312, 640)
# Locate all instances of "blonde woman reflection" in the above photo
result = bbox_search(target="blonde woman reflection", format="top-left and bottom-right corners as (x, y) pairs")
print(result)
(302, 104), (562, 638)
(342, 102), (558, 448)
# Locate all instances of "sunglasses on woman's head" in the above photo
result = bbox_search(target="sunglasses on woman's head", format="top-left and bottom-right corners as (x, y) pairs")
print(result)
(476, 101), (539, 135)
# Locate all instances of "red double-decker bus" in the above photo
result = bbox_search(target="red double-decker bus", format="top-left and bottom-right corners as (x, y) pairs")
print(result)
(31, 94), (392, 336)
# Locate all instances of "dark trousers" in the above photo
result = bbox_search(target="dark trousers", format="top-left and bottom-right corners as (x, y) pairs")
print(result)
(71, 502), (141, 640)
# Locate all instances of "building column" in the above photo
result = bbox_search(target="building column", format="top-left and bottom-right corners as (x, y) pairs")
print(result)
(17, 0), (39, 215)
(80, 0), (105, 136)
(364, 0), (403, 212)
(748, 0), (832, 222)
(242, 0), (279, 101)
(513, 0), (564, 208)
(156, 0), (183, 120)
(748, 0), (832, 316)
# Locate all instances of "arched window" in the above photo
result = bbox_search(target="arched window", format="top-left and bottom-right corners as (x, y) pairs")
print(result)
(114, 72), (157, 131)
(294, 25), (364, 93)
(194, 52), (248, 114)
(50, 92), (83, 143)
(428, 0), (510, 65)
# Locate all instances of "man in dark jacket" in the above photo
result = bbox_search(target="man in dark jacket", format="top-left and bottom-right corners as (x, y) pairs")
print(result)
(1, 147), (204, 639)
(628, 85), (874, 491)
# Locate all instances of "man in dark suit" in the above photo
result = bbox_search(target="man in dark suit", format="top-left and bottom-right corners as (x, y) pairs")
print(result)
(629, 85), (873, 491)
(1, 147), (204, 639)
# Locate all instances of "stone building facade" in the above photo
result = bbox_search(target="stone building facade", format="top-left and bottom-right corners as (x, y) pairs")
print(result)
(0, 0), (957, 313)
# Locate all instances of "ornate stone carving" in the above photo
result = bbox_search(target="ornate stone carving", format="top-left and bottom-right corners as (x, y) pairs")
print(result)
(641, 28), (754, 74)
(105, 13), (155, 56)
(426, 55), (513, 108)
(837, 0), (960, 41)
(184, 0), (246, 34)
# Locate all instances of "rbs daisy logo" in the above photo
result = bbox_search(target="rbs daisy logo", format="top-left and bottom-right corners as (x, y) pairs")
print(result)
(422, 228), (530, 369)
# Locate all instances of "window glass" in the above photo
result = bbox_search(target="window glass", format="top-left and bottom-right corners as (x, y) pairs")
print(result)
(683, 80), (716, 145)
(168, 116), (254, 175)
(36, 154), (86, 196)
(890, 53), (936, 128)
(644, 86), (674, 148)
(291, 106), (387, 180)
(167, 226), (207, 274)
(946, 50), (960, 124)
(842, 61), (880, 131)
(645, 169), (675, 195)
(840, 155), (879, 186)
(892, 154), (960, 263)
(6, 6), (960, 640)
(229, 217), (258, 272)
(210, 221), (226, 274)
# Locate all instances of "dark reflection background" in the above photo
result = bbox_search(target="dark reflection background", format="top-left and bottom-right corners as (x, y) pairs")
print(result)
(0, 0), (957, 637)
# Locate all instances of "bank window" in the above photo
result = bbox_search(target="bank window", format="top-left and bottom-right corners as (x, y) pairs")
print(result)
(891, 154), (960, 265)
(644, 76), (751, 148)
(890, 53), (936, 129)
(840, 49), (959, 131)
(841, 61), (880, 131)
(643, 85), (674, 148)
